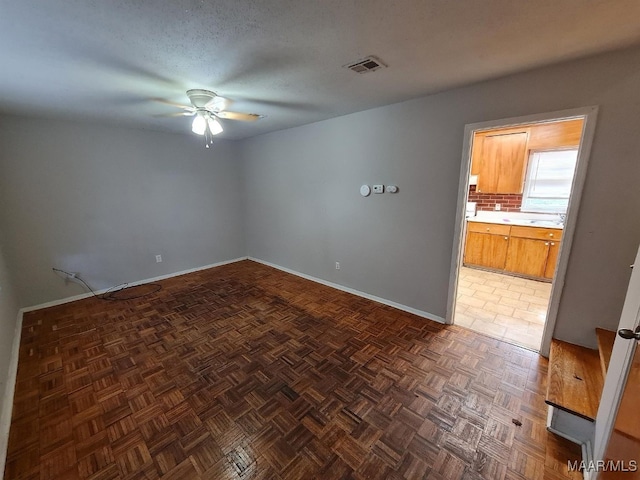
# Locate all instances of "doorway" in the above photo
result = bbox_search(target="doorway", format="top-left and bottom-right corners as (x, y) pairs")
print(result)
(447, 107), (598, 355)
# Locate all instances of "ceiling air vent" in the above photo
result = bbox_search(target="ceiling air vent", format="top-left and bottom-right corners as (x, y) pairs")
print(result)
(344, 56), (387, 74)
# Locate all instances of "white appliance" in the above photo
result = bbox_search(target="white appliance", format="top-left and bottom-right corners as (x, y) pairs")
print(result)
(465, 202), (477, 218)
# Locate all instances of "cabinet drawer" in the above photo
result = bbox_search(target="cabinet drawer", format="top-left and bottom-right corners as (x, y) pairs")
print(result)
(510, 226), (563, 241)
(467, 222), (511, 235)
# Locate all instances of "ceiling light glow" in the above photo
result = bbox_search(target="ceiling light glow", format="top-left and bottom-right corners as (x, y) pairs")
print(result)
(191, 114), (206, 135)
(207, 116), (223, 135)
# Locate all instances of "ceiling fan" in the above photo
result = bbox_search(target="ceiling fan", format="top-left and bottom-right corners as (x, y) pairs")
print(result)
(159, 89), (262, 148)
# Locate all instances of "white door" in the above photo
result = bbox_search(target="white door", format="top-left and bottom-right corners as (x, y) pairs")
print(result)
(591, 246), (640, 479)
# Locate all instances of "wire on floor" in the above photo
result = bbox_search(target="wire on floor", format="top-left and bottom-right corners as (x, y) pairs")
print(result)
(52, 268), (162, 301)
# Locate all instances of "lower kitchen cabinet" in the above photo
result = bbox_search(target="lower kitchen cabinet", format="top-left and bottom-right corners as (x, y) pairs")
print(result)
(465, 231), (509, 270)
(504, 226), (562, 279)
(464, 222), (511, 270)
(464, 222), (562, 280)
(504, 237), (549, 277)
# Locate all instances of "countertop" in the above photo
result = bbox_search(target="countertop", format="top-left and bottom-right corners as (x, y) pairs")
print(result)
(467, 216), (564, 229)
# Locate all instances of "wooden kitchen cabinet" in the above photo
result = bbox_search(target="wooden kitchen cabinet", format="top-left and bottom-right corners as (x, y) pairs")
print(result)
(504, 237), (549, 277)
(527, 118), (584, 150)
(476, 131), (528, 194)
(470, 119), (584, 194)
(464, 222), (510, 270)
(504, 226), (563, 279)
(509, 226), (563, 242)
(465, 222), (563, 280)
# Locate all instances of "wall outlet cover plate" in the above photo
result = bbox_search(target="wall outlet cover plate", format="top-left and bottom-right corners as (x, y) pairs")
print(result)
(373, 185), (384, 193)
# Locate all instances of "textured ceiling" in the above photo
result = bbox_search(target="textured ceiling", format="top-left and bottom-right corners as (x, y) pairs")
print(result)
(1, 0), (640, 140)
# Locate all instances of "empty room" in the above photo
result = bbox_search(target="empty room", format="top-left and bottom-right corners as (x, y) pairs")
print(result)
(1, 1), (640, 479)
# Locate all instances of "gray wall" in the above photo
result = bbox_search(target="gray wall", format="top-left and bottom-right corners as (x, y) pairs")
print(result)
(1, 46), (639, 350)
(242, 45), (640, 348)
(0, 116), (245, 307)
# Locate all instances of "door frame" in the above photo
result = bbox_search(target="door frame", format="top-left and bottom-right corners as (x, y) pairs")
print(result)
(446, 106), (599, 356)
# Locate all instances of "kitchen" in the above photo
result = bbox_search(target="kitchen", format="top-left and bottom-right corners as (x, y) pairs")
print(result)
(455, 118), (584, 350)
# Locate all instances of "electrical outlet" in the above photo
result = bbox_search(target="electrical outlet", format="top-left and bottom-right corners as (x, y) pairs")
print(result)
(495, 204), (501, 211)
(155, 255), (162, 263)
(335, 262), (340, 270)
(373, 185), (384, 194)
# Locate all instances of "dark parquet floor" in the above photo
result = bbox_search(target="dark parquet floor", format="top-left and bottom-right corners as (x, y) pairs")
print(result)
(5, 260), (581, 480)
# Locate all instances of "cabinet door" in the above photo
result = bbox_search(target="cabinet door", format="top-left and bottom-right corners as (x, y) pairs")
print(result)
(544, 241), (560, 279)
(505, 237), (549, 277)
(477, 131), (528, 194)
(464, 232), (509, 270)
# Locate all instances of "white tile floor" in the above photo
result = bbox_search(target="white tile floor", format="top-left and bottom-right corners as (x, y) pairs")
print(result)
(454, 266), (551, 351)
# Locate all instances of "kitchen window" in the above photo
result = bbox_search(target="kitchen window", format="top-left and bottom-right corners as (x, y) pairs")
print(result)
(521, 148), (578, 213)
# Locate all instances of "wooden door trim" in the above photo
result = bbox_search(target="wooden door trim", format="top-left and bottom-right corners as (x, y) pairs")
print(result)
(447, 106), (599, 357)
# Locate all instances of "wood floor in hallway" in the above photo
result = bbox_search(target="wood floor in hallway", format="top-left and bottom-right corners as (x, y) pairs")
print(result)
(5, 260), (581, 480)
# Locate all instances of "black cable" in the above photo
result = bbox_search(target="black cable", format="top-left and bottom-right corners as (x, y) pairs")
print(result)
(102, 283), (162, 301)
(52, 268), (162, 301)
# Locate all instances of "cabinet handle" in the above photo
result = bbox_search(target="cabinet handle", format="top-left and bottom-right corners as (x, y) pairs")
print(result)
(551, 242), (555, 246)
(549, 233), (554, 237)
(545, 242), (549, 246)
(486, 228), (490, 231)
(504, 236), (508, 240)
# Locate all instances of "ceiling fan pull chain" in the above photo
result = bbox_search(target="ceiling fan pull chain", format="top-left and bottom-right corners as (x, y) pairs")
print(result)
(204, 122), (215, 148)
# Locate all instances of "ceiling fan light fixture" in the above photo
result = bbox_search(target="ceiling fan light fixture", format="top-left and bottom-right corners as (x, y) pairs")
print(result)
(163, 89), (261, 147)
(191, 113), (207, 135)
(207, 116), (223, 135)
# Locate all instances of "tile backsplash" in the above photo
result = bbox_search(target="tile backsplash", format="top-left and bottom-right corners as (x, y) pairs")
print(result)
(468, 185), (522, 212)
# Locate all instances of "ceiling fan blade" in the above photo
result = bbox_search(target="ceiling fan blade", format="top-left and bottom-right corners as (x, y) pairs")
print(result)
(216, 111), (261, 122)
(153, 111), (195, 118)
(152, 98), (194, 111)
(206, 95), (233, 112)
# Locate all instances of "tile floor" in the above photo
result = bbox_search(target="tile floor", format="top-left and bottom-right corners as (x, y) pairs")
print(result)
(454, 266), (551, 351)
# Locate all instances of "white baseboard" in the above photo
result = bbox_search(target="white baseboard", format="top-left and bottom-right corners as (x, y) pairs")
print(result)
(0, 310), (23, 479)
(248, 257), (445, 324)
(21, 256), (249, 313)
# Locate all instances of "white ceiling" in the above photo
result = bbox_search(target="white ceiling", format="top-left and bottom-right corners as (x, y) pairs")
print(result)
(1, 0), (640, 140)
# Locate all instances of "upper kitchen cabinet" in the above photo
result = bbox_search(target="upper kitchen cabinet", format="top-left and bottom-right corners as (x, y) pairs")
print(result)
(470, 119), (584, 195)
(474, 128), (529, 194)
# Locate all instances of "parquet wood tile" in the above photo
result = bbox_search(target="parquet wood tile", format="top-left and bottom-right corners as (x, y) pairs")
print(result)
(5, 260), (582, 479)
